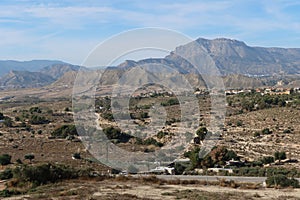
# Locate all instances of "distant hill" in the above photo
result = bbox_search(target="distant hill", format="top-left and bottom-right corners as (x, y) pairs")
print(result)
(1, 37), (300, 89)
(0, 70), (54, 88)
(0, 60), (66, 77)
(40, 64), (80, 79)
(50, 70), (78, 87)
(189, 38), (300, 75)
(103, 37), (300, 89)
(0, 63), (81, 89)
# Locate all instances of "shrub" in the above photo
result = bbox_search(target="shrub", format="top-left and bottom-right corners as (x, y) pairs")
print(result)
(236, 120), (243, 127)
(51, 124), (77, 138)
(254, 132), (260, 137)
(261, 156), (274, 164)
(3, 117), (13, 127)
(0, 168), (13, 180)
(24, 154), (35, 162)
(29, 107), (42, 113)
(0, 154), (11, 165)
(196, 127), (208, 141)
(157, 131), (169, 139)
(143, 138), (163, 147)
(72, 153), (81, 159)
(274, 151), (287, 160)
(0, 112), (4, 120)
(103, 126), (132, 143)
(12, 163), (78, 186)
(161, 98), (179, 106)
(283, 129), (291, 134)
(262, 128), (272, 135)
(266, 174), (299, 188)
(174, 162), (187, 175)
(29, 115), (49, 125)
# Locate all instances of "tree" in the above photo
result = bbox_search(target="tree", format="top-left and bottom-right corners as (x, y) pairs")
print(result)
(0, 113), (4, 120)
(0, 154), (11, 165)
(3, 117), (13, 127)
(261, 156), (274, 164)
(0, 168), (13, 180)
(24, 154), (35, 163)
(274, 151), (286, 161)
(103, 126), (132, 143)
(174, 162), (186, 175)
(51, 124), (78, 138)
(29, 115), (49, 125)
(72, 153), (81, 159)
(266, 174), (299, 188)
(29, 107), (42, 113)
(196, 127), (208, 141)
(262, 128), (272, 135)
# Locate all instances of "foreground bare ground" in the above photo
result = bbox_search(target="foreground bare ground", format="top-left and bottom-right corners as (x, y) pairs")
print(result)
(2, 178), (300, 200)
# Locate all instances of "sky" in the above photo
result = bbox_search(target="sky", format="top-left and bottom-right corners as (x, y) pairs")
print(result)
(1, 0), (300, 65)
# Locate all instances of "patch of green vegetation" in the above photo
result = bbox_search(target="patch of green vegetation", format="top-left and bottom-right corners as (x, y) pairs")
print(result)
(0, 154), (11, 165)
(51, 124), (77, 138)
(156, 131), (169, 139)
(103, 126), (132, 143)
(29, 114), (49, 125)
(266, 174), (299, 188)
(161, 98), (179, 106)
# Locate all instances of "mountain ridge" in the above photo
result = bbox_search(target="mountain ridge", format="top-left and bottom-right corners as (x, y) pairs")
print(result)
(1, 37), (300, 89)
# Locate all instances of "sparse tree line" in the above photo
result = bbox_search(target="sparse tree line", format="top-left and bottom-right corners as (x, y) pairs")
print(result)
(227, 92), (300, 113)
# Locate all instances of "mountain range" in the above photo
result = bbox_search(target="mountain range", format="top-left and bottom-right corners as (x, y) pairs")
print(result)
(0, 63), (80, 89)
(1, 38), (300, 89)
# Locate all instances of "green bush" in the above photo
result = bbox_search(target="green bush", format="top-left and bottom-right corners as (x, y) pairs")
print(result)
(29, 115), (49, 125)
(196, 127), (208, 141)
(29, 107), (42, 113)
(24, 154), (35, 162)
(0, 112), (4, 120)
(0, 189), (20, 197)
(174, 162), (187, 175)
(103, 126), (132, 143)
(0, 154), (11, 165)
(236, 120), (243, 127)
(161, 98), (179, 106)
(261, 156), (274, 164)
(0, 168), (13, 180)
(254, 132), (260, 137)
(51, 124), (78, 138)
(12, 163), (78, 186)
(266, 174), (299, 188)
(262, 128), (272, 135)
(3, 117), (13, 127)
(274, 151), (287, 160)
(143, 138), (163, 147)
(157, 131), (169, 139)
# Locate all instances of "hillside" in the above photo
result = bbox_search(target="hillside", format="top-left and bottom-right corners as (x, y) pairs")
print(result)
(112, 38), (300, 77)
(0, 70), (54, 88)
(0, 64), (80, 89)
(1, 37), (300, 89)
(193, 38), (300, 75)
(0, 60), (66, 77)
(99, 37), (300, 89)
(40, 64), (80, 79)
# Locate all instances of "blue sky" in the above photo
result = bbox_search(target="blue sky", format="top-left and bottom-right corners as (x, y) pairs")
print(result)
(0, 0), (300, 65)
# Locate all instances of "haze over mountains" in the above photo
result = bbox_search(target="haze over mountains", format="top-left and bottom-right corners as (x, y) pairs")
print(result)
(1, 38), (300, 89)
